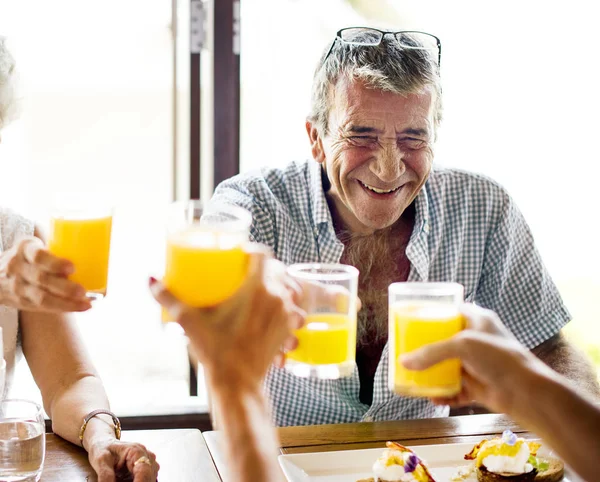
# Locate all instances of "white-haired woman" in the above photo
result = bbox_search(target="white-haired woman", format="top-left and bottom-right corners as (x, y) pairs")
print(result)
(0, 38), (159, 481)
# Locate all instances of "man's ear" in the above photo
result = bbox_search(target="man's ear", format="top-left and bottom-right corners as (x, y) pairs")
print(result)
(305, 120), (326, 164)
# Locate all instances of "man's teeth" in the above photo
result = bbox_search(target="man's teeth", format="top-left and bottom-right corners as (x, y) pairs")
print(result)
(360, 181), (399, 194)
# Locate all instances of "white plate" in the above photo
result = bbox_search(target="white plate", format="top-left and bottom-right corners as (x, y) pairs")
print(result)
(278, 441), (582, 482)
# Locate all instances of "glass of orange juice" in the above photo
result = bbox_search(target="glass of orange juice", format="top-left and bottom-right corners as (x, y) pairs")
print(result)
(285, 263), (359, 379)
(389, 282), (464, 397)
(48, 201), (113, 301)
(162, 201), (252, 319)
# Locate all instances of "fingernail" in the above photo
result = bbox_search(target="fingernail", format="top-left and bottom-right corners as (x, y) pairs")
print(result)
(293, 311), (306, 329)
(149, 276), (158, 286)
(399, 354), (411, 367)
(64, 264), (75, 275)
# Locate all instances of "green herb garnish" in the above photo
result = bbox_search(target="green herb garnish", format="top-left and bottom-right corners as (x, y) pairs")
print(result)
(528, 455), (550, 471)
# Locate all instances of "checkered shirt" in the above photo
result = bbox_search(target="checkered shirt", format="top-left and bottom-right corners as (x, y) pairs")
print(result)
(210, 160), (570, 426)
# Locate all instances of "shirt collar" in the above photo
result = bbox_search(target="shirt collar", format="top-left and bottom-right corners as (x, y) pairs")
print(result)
(309, 160), (333, 227)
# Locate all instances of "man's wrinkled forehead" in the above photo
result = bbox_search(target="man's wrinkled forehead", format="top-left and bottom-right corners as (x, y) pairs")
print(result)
(328, 76), (437, 136)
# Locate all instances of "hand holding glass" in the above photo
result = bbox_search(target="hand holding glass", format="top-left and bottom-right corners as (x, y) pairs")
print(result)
(389, 282), (464, 397)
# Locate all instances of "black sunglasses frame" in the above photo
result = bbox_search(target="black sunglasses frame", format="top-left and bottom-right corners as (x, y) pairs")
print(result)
(321, 27), (442, 69)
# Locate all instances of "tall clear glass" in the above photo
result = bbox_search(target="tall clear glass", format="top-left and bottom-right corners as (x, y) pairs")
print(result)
(48, 198), (113, 301)
(389, 282), (464, 397)
(285, 263), (359, 379)
(0, 399), (45, 482)
(163, 201), (252, 317)
(0, 327), (4, 397)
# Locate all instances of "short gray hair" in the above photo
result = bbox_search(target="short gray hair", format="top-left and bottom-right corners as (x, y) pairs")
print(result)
(309, 31), (442, 136)
(0, 37), (18, 130)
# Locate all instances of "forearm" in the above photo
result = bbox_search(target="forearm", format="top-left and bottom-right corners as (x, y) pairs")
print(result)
(47, 374), (115, 449)
(533, 333), (600, 398)
(20, 309), (116, 450)
(209, 374), (283, 482)
(510, 368), (600, 482)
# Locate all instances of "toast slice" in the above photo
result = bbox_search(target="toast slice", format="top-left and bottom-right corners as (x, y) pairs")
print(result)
(534, 458), (565, 482)
(477, 466), (538, 481)
(476, 458), (564, 482)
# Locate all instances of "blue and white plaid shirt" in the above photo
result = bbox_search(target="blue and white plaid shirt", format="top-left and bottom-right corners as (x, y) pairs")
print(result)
(211, 160), (570, 426)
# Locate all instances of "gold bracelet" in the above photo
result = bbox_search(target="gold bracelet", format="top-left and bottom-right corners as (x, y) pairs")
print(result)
(78, 409), (122, 447)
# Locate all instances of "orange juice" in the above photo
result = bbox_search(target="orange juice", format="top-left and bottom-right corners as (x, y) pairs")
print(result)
(390, 303), (463, 397)
(287, 313), (356, 365)
(163, 227), (249, 310)
(48, 215), (113, 297)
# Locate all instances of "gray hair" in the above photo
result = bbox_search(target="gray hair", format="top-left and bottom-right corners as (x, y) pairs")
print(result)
(0, 37), (18, 130)
(309, 31), (443, 136)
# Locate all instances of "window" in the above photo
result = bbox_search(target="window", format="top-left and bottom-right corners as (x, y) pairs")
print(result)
(0, 1), (206, 411)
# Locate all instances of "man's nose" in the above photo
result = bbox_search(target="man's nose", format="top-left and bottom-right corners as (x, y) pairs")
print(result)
(370, 141), (405, 182)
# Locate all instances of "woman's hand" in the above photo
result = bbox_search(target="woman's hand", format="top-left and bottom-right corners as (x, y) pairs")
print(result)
(87, 438), (159, 482)
(400, 304), (555, 415)
(150, 245), (305, 387)
(261, 257), (305, 368)
(0, 236), (91, 312)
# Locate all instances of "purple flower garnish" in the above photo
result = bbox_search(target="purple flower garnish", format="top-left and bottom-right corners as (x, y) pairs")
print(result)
(502, 430), (518, 446)
(404, 453), (419, 473)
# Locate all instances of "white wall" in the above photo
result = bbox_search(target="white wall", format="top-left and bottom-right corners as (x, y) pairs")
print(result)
(239, 0), (600, 350)
(0, 0), (192, 407)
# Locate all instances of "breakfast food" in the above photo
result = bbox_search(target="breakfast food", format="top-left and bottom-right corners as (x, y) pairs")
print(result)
(357, 441), (436, 482)
(464, 431), (564, 482)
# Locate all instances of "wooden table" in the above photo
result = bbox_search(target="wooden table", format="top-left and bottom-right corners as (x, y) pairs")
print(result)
(42, 429), (220, 481)
(278, 413), (527, 454)
(203, 413), (530, 481)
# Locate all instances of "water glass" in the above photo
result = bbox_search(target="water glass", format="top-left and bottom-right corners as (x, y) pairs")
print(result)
(285, 263), (359, 379)
(0, 327), (4, 397)
(0, 399), (45, 482)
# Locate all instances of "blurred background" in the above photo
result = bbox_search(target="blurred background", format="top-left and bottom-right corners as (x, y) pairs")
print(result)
(0, 0), (598, 420)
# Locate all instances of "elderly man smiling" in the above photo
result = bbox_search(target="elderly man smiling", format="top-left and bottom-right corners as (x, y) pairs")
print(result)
(210, 28), (599, 426)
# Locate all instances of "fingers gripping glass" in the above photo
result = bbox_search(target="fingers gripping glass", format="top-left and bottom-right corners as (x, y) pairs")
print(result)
(322, 27), (442, 69)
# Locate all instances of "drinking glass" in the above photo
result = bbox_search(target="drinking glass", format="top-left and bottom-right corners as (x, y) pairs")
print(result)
(47, 198), (113, 301)
(0, 327), (4, 397)
(285, 263), (359, 379)
(163, 201), (252, 318)
(0, 400), (45, 482)
(389, 282), (464, 397)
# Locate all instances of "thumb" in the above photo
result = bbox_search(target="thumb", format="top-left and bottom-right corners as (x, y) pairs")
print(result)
(298, 281), (356, 313)
(242, 243), (270, 284)
(95, 461), (117, 482)
(400, 337), (462, 371)
(225, 243), (270, 305)
(149, 277), (187, 322)
(20, 236), (45, 262)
